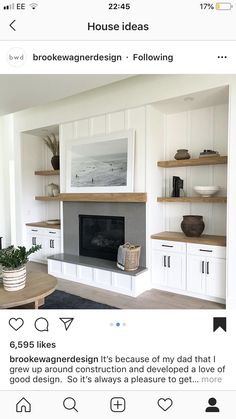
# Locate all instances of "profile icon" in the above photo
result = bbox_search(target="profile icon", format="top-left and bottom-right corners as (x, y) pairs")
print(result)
(205, 398), (220, 412)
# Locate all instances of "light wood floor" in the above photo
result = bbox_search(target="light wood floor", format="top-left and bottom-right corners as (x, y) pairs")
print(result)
(27, 262), (225, 310)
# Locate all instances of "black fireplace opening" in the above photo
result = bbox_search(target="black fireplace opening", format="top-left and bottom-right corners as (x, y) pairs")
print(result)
(79, 214), (125, 261)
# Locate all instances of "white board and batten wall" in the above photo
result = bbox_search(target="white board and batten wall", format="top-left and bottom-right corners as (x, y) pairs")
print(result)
(59, 99), (228, 298)
(159, 103), (228, 236)
(44, 107), (149, 297)
(148, 101), (228, 304)
(60, 108), (147, 193)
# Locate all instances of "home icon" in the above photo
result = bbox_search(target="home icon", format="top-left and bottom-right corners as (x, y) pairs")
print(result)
(16, 397), (31, 413)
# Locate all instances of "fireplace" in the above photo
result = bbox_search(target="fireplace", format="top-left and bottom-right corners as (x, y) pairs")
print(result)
(79, 214), (125, 261)
(63, 202), (146, 266)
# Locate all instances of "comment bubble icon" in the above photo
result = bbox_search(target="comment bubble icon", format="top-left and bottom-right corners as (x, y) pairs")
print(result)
(34, 317), (49, 332)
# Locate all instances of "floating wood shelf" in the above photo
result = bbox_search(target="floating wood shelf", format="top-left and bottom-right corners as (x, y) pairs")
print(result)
(157, 196), (227, 203)
(26, 221), (61, 229)
(151, 231), (226, 247)
(34, 170), (60, 176)
(35, 196), (60, 201)
(60, 193), (147, 203)
(157, 156), (227, 168)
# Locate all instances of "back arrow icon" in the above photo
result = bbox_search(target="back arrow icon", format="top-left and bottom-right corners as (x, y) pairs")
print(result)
(10, 20), (16, 31)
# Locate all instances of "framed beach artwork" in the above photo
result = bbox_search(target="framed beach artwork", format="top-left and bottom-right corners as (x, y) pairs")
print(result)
(66, 129), (135, 192)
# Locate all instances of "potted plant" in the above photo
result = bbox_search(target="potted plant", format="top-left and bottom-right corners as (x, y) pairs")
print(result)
(0, 245), (41, 291)
(43, 133), (60, 170)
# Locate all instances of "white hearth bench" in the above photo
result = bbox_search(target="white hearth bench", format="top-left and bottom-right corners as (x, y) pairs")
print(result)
(48, 254), (149, 297)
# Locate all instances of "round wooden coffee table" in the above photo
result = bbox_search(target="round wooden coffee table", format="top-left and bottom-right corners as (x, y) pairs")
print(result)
(0, 271), (57, 309)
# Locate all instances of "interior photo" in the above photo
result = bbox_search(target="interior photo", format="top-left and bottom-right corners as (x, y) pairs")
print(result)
(0, 74), (235, 310)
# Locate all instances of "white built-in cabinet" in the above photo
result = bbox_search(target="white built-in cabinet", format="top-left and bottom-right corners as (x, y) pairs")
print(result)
(186, 243), (226, 299)
(152, 240), (186, 291)
(152, 240), (226, 302)
(27, 226), (61, 264)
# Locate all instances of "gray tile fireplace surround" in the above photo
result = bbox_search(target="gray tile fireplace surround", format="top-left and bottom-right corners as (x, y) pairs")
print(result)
(63, 201), (146, 267)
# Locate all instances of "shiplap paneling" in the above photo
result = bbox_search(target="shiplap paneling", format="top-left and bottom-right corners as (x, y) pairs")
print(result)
(60, 106), (146, 192)
(107, 111), (126, 133)
(75, 119), (89, 138)
(164, 104), (228, 235)
(59, 101), (228, 252)
(213, 104), (229, 155)
(90, 115), (106, 136)
(126, 107), (146, 191)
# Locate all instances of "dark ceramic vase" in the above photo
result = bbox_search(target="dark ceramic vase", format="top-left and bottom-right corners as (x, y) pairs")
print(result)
(174, 149), (190, 160)
(51, 155), (60, 170)
(181, 215), (205, 237)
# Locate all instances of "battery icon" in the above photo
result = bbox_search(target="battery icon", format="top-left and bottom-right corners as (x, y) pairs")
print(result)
(216, 2), (233, 9)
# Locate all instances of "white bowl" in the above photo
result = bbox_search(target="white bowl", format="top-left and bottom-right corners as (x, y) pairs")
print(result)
(194, 186), (220, 197)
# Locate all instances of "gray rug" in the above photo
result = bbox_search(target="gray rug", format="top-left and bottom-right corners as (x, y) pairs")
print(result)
(41, 290), (118, 309)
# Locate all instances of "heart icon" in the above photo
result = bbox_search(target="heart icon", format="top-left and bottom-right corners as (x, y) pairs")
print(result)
(157, 398), (173, 411)
(9, 318), (24, 331)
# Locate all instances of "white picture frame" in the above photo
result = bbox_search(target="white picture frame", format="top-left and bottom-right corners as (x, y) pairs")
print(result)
(65, 129), (135, 193)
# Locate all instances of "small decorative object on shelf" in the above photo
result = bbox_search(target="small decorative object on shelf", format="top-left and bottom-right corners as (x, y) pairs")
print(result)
(0, 245), (41, 291)
(117, 242), (141, 271)
(181, 215), (205, 237)
(43, 133), (60, 170)
(174, 149), (190, 160)
(199, 149), (220, 158)
(46, 219), (60, 225)
(194, 185), (220, 197)
(47, 183), (60, 197)
(171, 176), (184, 197)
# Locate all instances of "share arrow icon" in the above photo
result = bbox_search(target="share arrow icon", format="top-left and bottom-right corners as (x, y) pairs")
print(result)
(59, 318), (74, 331)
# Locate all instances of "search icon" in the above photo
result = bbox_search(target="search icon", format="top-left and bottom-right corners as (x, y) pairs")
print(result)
(63, 397), (78, 412)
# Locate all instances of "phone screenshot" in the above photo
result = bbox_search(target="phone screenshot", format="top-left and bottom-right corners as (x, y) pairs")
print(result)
(0, 1), (235, 417)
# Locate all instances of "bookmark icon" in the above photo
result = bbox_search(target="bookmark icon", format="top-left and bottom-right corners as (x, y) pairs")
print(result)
(213, 317), (227, 332)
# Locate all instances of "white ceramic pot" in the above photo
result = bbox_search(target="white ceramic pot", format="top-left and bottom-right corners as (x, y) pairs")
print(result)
(2, 265), (26, 291)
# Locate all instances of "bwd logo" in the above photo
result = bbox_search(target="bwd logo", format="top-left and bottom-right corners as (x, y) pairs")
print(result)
(3, 3), (14, 9)
(7, 48), (26, 67)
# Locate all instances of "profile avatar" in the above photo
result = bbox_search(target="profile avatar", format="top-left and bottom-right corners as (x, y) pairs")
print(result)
(205, 398), (220, 412)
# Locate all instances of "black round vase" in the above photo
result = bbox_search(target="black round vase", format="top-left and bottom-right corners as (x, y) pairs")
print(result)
(51, 155), (60, 170)
(181, 215), (205, 237)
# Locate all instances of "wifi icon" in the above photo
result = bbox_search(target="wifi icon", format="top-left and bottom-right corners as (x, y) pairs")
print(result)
(30, 3), (38, 9)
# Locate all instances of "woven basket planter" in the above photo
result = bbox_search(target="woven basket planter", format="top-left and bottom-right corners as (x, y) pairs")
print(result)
(117, 242), (141, 271)
(2, 265), (26, 291)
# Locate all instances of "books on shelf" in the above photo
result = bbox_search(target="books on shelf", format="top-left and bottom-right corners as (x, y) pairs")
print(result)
(199, 151), (220, 158)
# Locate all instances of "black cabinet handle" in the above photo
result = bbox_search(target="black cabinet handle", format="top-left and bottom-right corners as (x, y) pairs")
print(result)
(164, 256), (167, 267)
(49, 231), (56, 234)
(32, 237), (36, 245)
(168, 256), (171, 268)
(162, 244), (174, 248)
(202, 261), (205, 274)
(206, 261), (209, 275)
(199, 249), (213, 253)
(50, 239), (55, 249)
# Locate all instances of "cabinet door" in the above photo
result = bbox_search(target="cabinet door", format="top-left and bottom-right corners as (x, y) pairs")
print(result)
(166, 253), (186, 290)
(205, 258), (226, 299)
(44, 237), (61, 257)
(151, 250), (166, 286)
(27, 231), (44, 260)
(187, 255), (205, 294)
